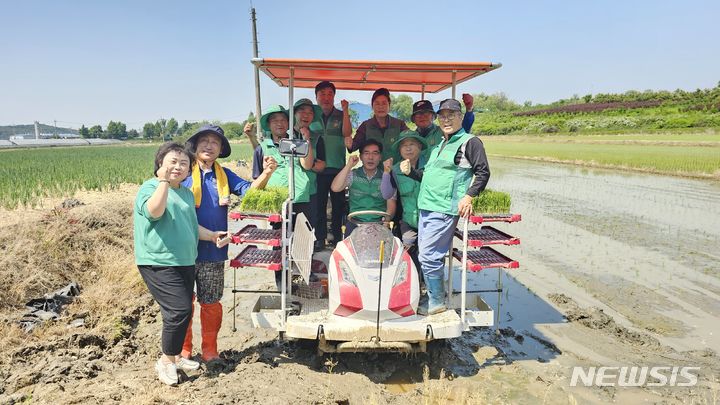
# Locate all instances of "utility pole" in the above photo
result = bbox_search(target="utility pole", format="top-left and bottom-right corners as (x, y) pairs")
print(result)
(251, 7), (262, 142)
(54, 120), (58, 138)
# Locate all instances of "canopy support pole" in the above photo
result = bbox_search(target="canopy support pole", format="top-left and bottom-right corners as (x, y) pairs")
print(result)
(251, 8), (263, 141)
(421, 84), (425, 100)
(282, 66), (296, 330)
(451, 70), (457, 99)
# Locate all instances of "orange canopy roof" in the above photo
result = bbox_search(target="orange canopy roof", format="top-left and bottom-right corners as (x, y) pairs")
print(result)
(253, 58), (501, 93)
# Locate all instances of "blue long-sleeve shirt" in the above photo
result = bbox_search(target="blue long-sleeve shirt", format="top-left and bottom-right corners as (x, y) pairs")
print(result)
(182, 166), (251, 262)
(462, 111), (475, 133)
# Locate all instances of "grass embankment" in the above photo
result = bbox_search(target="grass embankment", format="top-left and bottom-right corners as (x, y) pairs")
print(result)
(482, 132), (720, 179)
(0, 191), (144, 356)
(0, 143), (254, 209)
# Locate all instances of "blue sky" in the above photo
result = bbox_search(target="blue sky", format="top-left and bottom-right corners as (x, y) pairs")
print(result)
(1, 0), (719, 129)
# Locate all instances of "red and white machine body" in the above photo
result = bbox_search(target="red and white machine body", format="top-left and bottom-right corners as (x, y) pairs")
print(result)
(327, 224), (419, 321)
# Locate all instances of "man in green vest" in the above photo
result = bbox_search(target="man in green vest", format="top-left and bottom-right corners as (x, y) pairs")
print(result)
(331, 139), (396, 236)
(417, 99), (491, 315)
(411, 94), (475, 160)
(311, 81), (352, 249)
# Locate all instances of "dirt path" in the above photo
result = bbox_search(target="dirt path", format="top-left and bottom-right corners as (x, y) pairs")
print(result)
(2, 159), (719, 404)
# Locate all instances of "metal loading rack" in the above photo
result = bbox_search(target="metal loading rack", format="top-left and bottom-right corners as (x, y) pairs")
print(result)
(229, 211), (283, 224)
(452, 247), (519, 271)
(230, 245), (282, 270)
(228, 204), (291, 332)
(232, 225), (282, 247)
(449, 212), (521, 332)
(469, 213), (522, 224)
(453, 226), (520, 247)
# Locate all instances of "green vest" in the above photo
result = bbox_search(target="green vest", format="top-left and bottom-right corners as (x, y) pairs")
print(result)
(261, 137), (311, 203)
(364, 116), (404, 162)
(418, 129), (474, 216)
(305, 130), (320, 195)
(419, 124), (444, 161)
(349, 167), (386, 222)
(392, 158), (425, 229)
(310, 108), (345, 169)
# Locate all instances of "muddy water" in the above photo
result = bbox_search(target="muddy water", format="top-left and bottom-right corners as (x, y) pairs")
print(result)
(219, 158), (720, 403)
(485, 157), (720, 353)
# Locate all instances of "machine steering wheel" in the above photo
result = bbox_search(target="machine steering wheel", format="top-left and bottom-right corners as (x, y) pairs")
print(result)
(346, 210), (392, 225)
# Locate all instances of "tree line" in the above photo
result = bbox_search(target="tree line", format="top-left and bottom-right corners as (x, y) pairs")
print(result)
(77, 112), (256, 141)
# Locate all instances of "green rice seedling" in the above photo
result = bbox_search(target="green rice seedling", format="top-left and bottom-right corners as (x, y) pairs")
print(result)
(0, 143), (255, 210)
(472, 189), (512, 214)
(239, 186), (288, 213)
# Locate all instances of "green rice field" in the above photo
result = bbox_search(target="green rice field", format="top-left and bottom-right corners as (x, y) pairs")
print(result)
(483, 135), (720, 178)
(0, 143), (254, 209)
(1, 133), (718, 210)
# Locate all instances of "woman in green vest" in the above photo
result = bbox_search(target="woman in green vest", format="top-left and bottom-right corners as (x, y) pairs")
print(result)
(417, 99), (491, 316)
(293, 98), (326, 252)
(251, 105), (317, 222)
(346, 88), (408, 162)
(380, 130), (428, 277)
(331, 139), (396, 236)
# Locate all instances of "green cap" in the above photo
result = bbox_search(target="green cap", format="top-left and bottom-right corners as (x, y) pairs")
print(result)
(260, 105), (289, 132)
(391, 130), (428, 156)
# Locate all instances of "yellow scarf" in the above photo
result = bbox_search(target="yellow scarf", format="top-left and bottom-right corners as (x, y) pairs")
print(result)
(191, 161), (230, 208)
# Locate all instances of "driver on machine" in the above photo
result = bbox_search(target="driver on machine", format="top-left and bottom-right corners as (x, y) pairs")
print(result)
(331, 139), (396, 236)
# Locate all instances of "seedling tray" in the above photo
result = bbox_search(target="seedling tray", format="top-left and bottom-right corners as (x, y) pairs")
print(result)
(454, 226), (520, 247)
(469, 213), (522, 224)
(230, 245), (282, 271)
(232, 225), (282, 247)
(452, 247), (519, 272)
(229, 211), (283, 223)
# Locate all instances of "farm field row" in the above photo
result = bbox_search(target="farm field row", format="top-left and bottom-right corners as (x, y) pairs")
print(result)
(483, 135), (720, 178)
(2, 132), (718, 209)
(0, 143), (254, 209)
(485, 132), (720, 143)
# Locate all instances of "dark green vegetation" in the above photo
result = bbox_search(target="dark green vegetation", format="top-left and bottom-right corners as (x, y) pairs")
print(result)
(238, 187), (289, 213)
(470, 84), (720, 135)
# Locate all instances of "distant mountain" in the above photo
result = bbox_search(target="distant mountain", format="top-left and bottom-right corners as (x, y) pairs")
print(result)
(0, 123), (78, 139)
(345, 101), (373, 123)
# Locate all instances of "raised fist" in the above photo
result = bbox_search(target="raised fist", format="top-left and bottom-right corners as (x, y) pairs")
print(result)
(263, 156), (277, 173)
(462, 93), (474, 112)
(243, 122), (255, 136)
(399, 159), (411, 175)
(383, 158), (393, 173)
